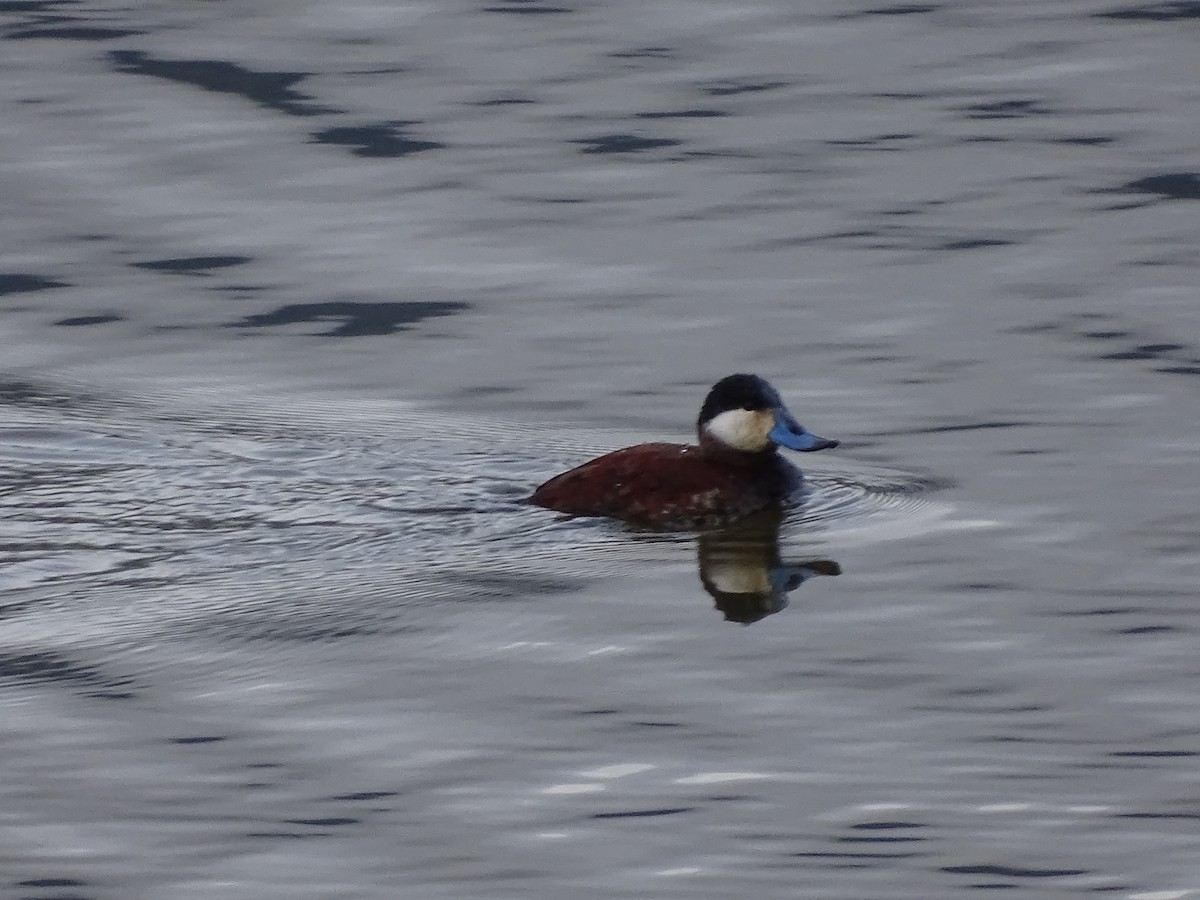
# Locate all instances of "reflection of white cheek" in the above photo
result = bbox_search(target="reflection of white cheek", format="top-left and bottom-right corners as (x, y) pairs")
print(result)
(706, 559), (771, 594)
(705, 409), (770, 452)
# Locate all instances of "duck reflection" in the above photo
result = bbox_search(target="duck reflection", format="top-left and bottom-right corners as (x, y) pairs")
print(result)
(697, 509), (840, 624)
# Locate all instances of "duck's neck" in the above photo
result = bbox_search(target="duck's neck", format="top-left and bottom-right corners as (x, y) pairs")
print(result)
(696, 432), (780, 466)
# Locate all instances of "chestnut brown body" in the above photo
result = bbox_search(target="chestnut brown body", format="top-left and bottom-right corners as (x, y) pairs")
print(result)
(529, 441), (801, 530)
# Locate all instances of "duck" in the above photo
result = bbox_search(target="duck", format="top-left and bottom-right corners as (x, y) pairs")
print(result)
(528, 373), (838, 529)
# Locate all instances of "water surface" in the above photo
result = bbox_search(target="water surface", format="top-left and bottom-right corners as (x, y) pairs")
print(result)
(2, 1), (1199, 897)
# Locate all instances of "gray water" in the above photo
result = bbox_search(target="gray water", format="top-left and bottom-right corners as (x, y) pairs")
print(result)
(2, 1), (1199, 897)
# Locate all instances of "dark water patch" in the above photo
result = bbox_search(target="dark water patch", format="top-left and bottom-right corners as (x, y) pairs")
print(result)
(341, 67), (411, 79)
(7, 23), (141, 40)
(1098, 341), (1186, 360)
(573, 133), (681, 154)
(1053, 135), (1116, 146)
(330, 790), (398, 801)
(53, 314), (123, 326)
(212, 284), (269, 294)
(231, 300), (468, 337)
(700, 80), (789, 97)
(676, 148), (758, 161)
(1090, 172), (1200, 208)
(484, 0), (571, 13)
(974, 734), (1040, 744)
(1133, 250), (1198, 267)
(591, 807), (693, 819)
(1095, 1), (1200, 19)
(0, 274), (70, 296)
(749, 229), (878, 249)
(609, 46), (673, 59)
(1050, 606), (1145, 618)
(1100, 344), (1200, 370)
(0, 0), (76, 10)
(843, 4), (941, 15)
(513, 197), (587, 205)
(472, 95), (534, 106)
(874, 91), (935, 100)
(1117, 811), (1200, 820)
(852, 821), (927, 830)
(0, 0), (136, 39)
(942, 864), (1088, 877)
(132, 255), (251, 276)
(171, 735), (225, 745)
(1015, 317), (1200, 378)
(827, 132), (915, 148)
(902, 420), (1024, 434)
(838, 834), (923, 843)
(748, 225), (1026, 253)
(1111, 750), (1198, 758)
(16, 878), (87, 888)
(1095, 200), (1155, 211)
(635, 109), (726, 119)
(914, 700), (1051, 714)
(958, 99), (1053, 120)
(1116, 624), (1176, 635)
(310, 123), (442, 158)
(1115, 172), (1200, 200)
(0, 651), (136, 699)
(107, 50), (336, 117)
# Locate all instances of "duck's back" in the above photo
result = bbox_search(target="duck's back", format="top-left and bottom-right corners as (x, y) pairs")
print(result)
(528, 442), (797, 529)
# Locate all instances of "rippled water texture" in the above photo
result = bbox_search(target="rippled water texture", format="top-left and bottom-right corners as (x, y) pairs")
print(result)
(2, 1), (1199, 897)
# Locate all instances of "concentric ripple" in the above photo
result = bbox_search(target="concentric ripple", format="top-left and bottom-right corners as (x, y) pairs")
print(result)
(792, 460), (957, 540)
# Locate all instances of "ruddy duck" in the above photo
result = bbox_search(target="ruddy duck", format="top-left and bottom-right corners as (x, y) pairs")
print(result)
(528, 373), (838, 529)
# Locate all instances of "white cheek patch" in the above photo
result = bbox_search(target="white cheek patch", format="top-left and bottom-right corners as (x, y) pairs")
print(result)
(704, 409), (773, 452)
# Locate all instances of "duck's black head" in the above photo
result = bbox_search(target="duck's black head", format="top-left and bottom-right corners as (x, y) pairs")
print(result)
(697, 373), (838, 454)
